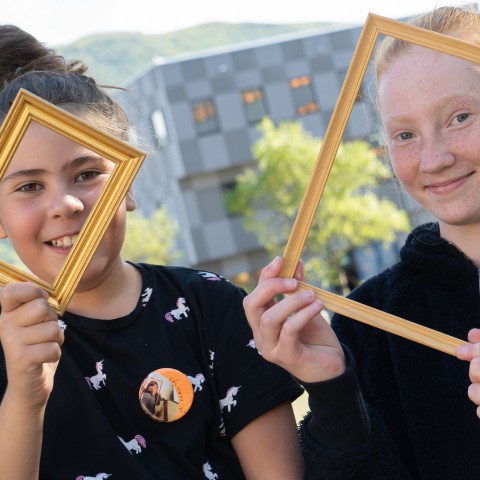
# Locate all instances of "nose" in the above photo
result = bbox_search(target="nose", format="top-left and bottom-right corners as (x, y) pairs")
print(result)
(419, 134), (455, 173)
(46, 192), (84, 219)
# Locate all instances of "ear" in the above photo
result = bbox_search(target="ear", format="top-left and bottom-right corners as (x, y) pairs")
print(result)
(126, 191), (136, 212)
(0, 221), (8, 239)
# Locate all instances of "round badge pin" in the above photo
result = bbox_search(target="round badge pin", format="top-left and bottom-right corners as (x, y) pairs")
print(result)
(139, 368), (194, 422)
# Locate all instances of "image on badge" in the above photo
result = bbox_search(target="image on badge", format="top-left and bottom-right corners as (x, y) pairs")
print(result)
(139, 368), (194, 422)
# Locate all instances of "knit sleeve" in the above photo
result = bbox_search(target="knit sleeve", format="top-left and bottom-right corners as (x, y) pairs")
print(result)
(295, 266), (421, 479)
(300, 347), (370, 449)
(298, 346), (412, 479)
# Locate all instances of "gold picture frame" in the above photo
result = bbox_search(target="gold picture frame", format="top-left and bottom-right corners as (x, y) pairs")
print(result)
(280, 13), (477, 355)
(0, 89), (146, 314)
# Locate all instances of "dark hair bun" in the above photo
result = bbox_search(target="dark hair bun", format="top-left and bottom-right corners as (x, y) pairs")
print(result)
(0, 24), (87, 87)
(0, 24), (130, 141)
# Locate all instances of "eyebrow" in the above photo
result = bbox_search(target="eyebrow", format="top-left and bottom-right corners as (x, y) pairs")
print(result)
(382, 92), (479, 125)
(1, 154), (108, 184)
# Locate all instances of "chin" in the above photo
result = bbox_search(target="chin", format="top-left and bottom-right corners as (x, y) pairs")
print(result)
(26, 270), (56, 285)
(76, 259), (119, 290)
(438, 215), (480, 229)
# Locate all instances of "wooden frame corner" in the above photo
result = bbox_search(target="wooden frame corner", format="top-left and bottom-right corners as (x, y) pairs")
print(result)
(0, 89), (146, 314)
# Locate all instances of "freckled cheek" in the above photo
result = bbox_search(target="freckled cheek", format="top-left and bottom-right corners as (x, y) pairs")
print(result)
(449, 129), (480, 162)
(390, 154), (415, 186)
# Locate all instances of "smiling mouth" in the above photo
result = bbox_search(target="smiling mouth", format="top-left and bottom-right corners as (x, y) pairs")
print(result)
(427, 172), (474, 193)
(49, 234), (79, 248)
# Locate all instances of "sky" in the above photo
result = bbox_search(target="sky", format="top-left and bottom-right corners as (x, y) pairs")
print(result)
(0, 0), (472, 46)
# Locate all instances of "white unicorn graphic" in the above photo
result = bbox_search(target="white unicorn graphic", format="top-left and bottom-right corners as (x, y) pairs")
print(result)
(188, 373), (205, 392)
(198, 271), (221, 281)
(209, 350), (215, 370)
(75, 474), (111, 480)
(219, 386), (241, 413)
(246, 339), (262, 355)
(85, 360), (106, 391)
(218, 417), (226, 437)
(203, 462), (218, 479)
(141, 287), (153, 305)
(118, 434), (147, 454)
(57, 319), (67, 331)
(165, 297), (190, 322)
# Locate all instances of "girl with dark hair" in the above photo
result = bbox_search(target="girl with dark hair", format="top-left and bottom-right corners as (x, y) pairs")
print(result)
(0, 25), (304, 480)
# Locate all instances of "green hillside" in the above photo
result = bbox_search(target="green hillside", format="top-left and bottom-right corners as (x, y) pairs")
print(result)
(57, 21), (333, 85)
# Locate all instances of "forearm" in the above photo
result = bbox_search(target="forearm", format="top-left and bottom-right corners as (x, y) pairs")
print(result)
(299, 347), (412, 480)
(232, 403), (303, 479)
(300, 348), (369, 450)
(0, 389), (44, 480)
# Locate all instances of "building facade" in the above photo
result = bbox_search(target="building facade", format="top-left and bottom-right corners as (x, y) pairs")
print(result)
(118, 20), (427, 287)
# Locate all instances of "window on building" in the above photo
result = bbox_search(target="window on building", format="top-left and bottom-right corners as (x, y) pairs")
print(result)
(289, 76), (318, 116)
(151, 109), (169, 148)
(192, 99), (218, 134)
(221, 180), (241, 218)
(242, 87), (267, 124)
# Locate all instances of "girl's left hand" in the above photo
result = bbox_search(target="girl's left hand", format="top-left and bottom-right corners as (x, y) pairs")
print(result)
(456, 328), (480, 418)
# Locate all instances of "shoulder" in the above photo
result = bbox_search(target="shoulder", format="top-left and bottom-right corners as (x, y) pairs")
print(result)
(347, 260), (414, 310)
(348, 223), (441, 307)
(133, 263), (246, 301)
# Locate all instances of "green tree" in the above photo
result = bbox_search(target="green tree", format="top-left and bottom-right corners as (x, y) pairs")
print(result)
(122, 206), (180, 265)
(226, 118), (411, 291)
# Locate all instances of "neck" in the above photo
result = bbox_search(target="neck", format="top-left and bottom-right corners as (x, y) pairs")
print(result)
(439, 222), (480, 267)
(66, 260), (142, 319)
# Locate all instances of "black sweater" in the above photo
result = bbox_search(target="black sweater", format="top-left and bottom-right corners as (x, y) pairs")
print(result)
(300, 223), (480, 479)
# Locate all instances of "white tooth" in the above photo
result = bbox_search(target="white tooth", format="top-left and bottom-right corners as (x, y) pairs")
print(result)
(51, 236), (77, 247)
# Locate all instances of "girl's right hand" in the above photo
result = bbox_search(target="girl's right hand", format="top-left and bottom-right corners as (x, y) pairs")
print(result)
(243, 257), (346, 384)
(0, 282), (64, 409)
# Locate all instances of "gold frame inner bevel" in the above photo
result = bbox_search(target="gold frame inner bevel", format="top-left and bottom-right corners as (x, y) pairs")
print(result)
(280, 13), (479, 355)
(0, 89), (146, 315)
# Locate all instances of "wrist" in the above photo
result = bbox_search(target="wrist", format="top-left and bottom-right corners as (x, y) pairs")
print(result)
(2, 386), (49, 414)
(294, 347), (346, 384)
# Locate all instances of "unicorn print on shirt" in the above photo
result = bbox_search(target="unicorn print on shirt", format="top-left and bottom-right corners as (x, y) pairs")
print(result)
(218, 417), (226, 437)
(209, 350), (215, 370)
(85, 360), (106, 391)
(118, 434), (147, 454)
(247, 338), (262, 355)
(141, 287), (153, 306)
(164, 297), (190, 322)
(203, 461), (219, 479)
(188, 373), (205, 392)
(219, 386), (241, 413)
(75, 474), (111, 480)
(198, 271), (222, 281)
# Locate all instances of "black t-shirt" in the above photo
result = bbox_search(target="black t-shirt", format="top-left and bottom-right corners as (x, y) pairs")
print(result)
(0, 264), (302, 479)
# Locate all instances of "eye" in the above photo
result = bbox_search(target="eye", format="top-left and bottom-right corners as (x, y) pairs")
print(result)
(76, 170), (100, 182)
(453, 112), (469, 124)
(17, 182), (42, 193)
(398, 132), (413, 141)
